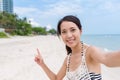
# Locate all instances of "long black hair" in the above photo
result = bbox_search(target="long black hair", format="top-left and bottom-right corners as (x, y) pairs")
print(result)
(57, 15), (82, 55)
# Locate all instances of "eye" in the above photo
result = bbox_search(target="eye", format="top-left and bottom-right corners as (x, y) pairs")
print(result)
(71, 28), (76, 32)
(61, 30), (66, 34)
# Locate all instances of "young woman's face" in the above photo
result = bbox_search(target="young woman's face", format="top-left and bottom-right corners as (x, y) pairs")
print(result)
(60, 21), (82, 48)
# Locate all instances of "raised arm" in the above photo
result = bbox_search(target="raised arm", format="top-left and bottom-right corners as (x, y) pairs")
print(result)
(34, 48), (56, 80)
(89, 46), (120, 67)
(34, 48), (67, 80)
(105, 50), (120, 67)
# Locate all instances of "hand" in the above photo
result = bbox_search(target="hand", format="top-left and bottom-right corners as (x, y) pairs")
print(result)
(34, 48), (44, 66)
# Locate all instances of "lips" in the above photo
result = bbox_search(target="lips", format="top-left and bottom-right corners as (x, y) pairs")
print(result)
(66, 39), (75, 44)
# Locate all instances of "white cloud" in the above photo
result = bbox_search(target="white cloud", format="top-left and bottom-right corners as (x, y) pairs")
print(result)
(78, 0), (120, 15)
(103, 1), (120, 12)
(28, 18), (40, 27)
(14, 1), (83, 21)
(14, 7), (39, 16)
(46, 24), (52, 31)
(37, 1), (83, 17)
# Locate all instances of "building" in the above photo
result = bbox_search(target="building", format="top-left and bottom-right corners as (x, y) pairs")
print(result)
(0, 0), (13, 13)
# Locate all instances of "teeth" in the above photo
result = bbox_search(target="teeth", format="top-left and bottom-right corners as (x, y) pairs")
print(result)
(67, 39), (74, 43)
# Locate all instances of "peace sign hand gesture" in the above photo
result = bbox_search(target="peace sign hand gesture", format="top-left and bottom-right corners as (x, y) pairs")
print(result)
(34, 48), (44, 66)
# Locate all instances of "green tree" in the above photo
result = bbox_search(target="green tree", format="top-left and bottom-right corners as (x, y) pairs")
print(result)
(48, 28), (57, 35)
(15, 18), (32, 35)
(0, 12), (56, 36)
(0, 12), (32, 36)
(32, 27), (47, 35)
(0, 32), (8, 38)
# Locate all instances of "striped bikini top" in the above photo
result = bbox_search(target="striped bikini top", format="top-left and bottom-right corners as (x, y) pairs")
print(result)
(66, 45), (102, 80)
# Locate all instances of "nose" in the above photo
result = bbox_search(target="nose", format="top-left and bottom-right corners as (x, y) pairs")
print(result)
(66, 32), (72, 38)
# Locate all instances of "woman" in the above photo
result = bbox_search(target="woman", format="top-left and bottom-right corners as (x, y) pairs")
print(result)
(34, 15), (120, 80)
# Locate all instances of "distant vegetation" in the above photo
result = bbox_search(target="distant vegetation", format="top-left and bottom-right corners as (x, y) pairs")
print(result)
(0, 11), (57, 38)
(0, 32), (8, 38)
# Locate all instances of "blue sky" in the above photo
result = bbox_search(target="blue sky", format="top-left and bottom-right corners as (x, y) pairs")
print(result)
(14, 0), (120, 34)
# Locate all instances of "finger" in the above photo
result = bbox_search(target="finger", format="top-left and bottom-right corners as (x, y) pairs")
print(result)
(37, 48), (40, 55)
(36, 48), (42, 58)
(34, 57), (37, 62)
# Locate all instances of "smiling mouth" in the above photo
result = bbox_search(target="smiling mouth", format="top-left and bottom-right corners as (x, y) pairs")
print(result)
(66, 39), (74, 44)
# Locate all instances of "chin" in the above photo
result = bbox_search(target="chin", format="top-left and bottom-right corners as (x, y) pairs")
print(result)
(67, 44), (76, 48)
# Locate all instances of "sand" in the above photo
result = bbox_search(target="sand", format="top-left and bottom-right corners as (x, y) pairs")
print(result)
(0, 35), (120, 80)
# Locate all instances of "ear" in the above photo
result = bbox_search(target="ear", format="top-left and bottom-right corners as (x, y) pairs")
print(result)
(79, 29), (82, 35)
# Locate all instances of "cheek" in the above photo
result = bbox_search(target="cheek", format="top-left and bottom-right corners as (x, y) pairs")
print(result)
(74, 32), (81, 41)
(61, 35), (66, 43)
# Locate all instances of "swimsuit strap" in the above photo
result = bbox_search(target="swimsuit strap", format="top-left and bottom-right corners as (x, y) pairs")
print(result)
(67, 53), (72, 72)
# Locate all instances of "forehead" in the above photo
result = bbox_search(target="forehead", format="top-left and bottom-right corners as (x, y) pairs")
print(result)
(60, 21), (78, 30)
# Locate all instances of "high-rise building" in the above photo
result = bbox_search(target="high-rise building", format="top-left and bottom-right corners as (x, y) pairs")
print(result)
(0, 0), (13, 13)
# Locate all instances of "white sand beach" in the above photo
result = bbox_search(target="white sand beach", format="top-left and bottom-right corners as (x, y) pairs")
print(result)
(0, 35), (120, 80)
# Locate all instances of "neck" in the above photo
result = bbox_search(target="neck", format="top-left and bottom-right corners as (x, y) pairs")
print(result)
(71, 41), (83, 55)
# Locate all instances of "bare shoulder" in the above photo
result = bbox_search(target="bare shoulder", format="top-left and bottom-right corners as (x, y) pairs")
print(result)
(87, 45), (104, 55)
(84, 43), (101, 52)
(86, 45), (105, 63)
(84, 45), (97, 59)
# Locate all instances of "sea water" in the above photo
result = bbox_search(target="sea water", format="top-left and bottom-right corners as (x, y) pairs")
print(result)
(81, 34), (120, 51)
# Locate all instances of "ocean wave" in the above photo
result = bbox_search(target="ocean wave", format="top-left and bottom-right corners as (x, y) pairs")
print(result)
(104, 48), (112, 52)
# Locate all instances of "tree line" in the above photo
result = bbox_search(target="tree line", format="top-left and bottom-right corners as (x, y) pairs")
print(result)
(0, 11), (57, 36)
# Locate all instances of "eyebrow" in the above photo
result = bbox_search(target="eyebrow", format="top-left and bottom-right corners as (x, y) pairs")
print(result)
(69, 27), (76, 30)
(61, 26), (76, 30)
